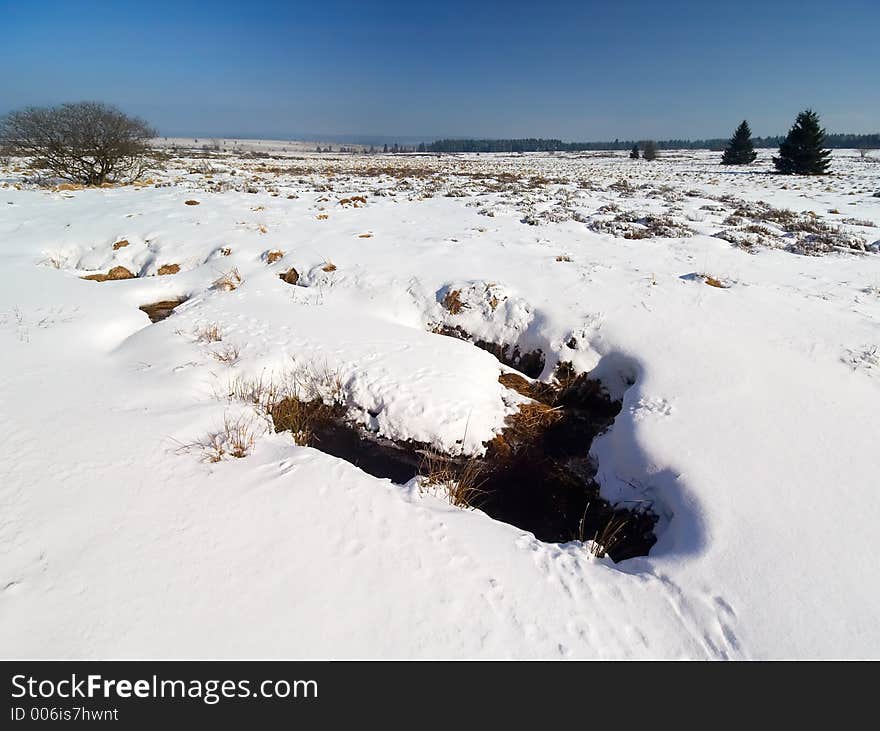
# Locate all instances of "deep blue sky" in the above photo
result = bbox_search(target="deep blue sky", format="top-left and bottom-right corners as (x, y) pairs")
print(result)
(2, 0), (878, 141)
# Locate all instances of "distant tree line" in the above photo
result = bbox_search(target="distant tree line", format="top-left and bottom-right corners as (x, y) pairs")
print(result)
(426, 132), (880, 153)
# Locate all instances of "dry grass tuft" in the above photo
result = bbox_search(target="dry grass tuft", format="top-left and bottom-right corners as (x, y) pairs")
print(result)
(268, 397), (336, 446)
(139, 298), (187, 323)
(419, 450), (486, 508)
(321, 261), (337, 272)
(41, 252), (65, 269)
(280, 267), (299, 285)
(82, 265), (135, 282)
(227, 364), (346, 446)
(184, 199), (200, 206)
(210, 344), (241, 365)
(178, 414), (261, 462)
(212, 267), (242, 291)
(219, 247), (232, 256)
(227, 372), (283, 411)
(498, 371), (535, 398)
(442, 289), (467, 314)
(112, 239), (130, 250)
(265, 249), (284, 264)
(581, 509), (632, 559)
(486, 401), (563, 460)
(701, 274), (730, 288)
(506, 401), (562, 440)
(157, 263), (180, 275)
(195, 323), (223, 343)
(316, 213), (329, 220)
(555, 254), (573, 262)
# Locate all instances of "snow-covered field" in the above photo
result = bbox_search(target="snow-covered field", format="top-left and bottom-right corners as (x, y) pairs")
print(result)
(2, 147), (879, 658)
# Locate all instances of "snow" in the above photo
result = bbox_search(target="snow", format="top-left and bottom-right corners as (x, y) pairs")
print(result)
(1, 148), (879, 658)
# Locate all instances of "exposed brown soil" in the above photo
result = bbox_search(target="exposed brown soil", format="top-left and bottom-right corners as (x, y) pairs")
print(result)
(139, 297), (189, 323)
(184, 199), (200, 206)
(112, 239), (130, 250)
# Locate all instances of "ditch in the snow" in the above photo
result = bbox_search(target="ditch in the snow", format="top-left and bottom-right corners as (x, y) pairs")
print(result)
(269, 360), (657, 562)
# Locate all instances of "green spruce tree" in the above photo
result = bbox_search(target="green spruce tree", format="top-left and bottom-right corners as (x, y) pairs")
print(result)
(773, 109), (831, 175)
(721, 120), (757, 165)
(629, 144), (640, 159)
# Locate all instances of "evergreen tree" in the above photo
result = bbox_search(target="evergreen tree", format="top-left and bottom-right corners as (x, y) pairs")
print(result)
(721, 120), (758, 165)
(773, 109), (831, 175)
(642, 140), (658, 160)
(383, 143), (388, 153)
(629, 144), (640, 159)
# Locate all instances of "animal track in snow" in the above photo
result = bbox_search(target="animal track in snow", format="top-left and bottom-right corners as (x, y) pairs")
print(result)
(630, 397), (673, 420)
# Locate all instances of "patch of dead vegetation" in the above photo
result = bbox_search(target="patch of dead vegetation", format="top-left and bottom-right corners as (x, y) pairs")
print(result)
(419, 450), (487, 508)
(177, 414), (262, 462)
(184, 199), (200, 206)
(589, 211), (692, 240)
(265, 249), (284, 264)
(441, 289), (467, 314)
(194, 323), (222, 343)
(112, 239), (130, 250)
(338, 195), (367, 207)
(157, 263), (180, 275)
(720, 200), (867, 255)
(212, 268), (242, 291)
(82, 265), (135, 282)
(279, 267), (299, 285)
(227, 365), (346, 446)
(701, 275), (729, 289)
(210, 344), (241, 365)
(139, 297), (188, 323)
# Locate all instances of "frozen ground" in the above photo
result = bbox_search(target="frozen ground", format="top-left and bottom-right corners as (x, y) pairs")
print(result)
(1, 148), (879, 658)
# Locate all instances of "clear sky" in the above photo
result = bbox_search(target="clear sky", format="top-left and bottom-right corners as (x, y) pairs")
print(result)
(2, 0), (878, 141)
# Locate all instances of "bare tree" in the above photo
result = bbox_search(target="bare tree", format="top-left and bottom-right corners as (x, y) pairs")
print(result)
(642, 140), (659, 161)
(0, 102), (157, 185)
